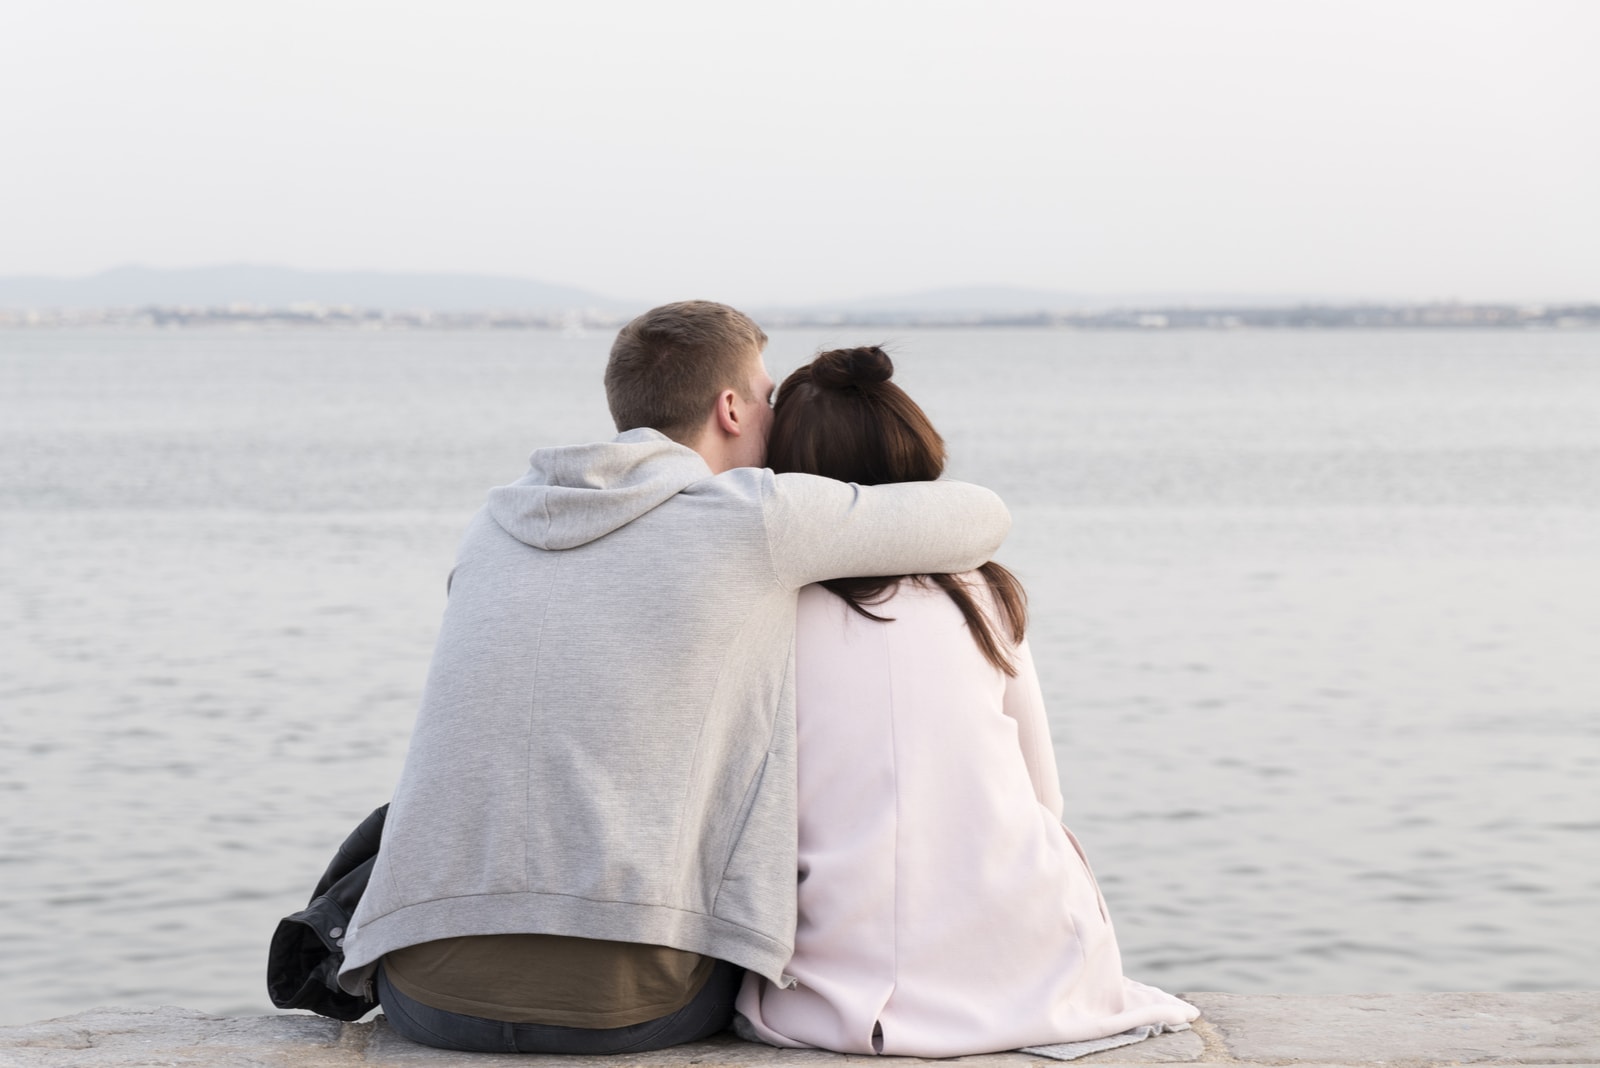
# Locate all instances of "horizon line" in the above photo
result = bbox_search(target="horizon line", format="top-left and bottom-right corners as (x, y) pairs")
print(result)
(0, 262), (1594, 311)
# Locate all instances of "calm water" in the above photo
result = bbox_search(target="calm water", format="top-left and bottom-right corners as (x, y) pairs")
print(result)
(1, 326), (1596, 1025)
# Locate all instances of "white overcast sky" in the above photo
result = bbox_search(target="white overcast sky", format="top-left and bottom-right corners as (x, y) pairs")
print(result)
(4, 0), (1597, 305)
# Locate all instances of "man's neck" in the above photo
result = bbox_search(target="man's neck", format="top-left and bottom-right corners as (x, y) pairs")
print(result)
(693, 442), (735, 475)
(684, 422), (737, 474)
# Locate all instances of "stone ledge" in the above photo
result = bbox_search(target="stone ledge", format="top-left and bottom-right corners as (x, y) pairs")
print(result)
(2, 993), (1596, 1067)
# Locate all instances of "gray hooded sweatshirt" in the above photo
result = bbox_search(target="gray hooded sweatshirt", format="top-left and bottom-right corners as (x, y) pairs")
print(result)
(339, 429), (1010, 992)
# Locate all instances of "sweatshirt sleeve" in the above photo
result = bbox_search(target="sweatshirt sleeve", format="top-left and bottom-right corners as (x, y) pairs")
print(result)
(1002, 637), (1066, 821)
(763, 473), (1011, 591)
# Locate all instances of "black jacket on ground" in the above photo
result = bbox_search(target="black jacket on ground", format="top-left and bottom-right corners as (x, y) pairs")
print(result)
(266, 804), (387, 1021)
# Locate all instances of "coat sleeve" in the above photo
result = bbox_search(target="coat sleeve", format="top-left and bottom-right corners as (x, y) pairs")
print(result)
(1001, 638), (1065, 821)
(763, 474), (1010, 591)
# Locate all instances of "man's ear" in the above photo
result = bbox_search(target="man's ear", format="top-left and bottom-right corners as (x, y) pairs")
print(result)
(714, 388), (743, 437)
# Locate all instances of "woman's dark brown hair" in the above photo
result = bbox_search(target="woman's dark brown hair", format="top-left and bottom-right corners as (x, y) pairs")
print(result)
(766, 345), (1027, 674)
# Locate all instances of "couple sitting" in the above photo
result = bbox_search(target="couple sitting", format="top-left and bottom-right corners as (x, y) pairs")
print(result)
(331, 300), (1197, 1056)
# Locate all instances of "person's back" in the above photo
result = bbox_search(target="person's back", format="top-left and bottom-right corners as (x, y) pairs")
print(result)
(734, 346), (1198, 1056)
(355, 440), (797, 964)
(334, 305), (1013, 1054)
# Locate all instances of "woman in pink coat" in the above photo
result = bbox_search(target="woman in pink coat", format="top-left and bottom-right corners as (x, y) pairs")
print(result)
(735, 346), (1198, 1057)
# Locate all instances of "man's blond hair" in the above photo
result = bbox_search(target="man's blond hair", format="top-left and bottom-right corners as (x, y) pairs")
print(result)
(605, 301), (768, 444)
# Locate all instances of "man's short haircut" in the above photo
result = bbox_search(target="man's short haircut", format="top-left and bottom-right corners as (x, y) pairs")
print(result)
(605, 301), (769, 443)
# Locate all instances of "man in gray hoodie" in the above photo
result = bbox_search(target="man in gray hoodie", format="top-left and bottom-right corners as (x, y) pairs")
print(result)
(337, 301), (1011, 1054)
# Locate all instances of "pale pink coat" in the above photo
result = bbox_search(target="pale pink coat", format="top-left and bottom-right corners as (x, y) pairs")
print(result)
(735, 579), (1198, 1057)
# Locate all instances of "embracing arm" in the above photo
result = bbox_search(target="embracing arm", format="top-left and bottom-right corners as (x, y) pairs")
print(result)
(764, 473), (1010, 590)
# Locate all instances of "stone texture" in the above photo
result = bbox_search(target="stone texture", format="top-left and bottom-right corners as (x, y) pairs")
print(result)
(0, 1010), (1095, 1068)
(4, 995), (1599, 1067)
(1192, 990), (1600, 1064)
(1069, 1026), (1207, 1063)
(0, 1006), (348, 1067)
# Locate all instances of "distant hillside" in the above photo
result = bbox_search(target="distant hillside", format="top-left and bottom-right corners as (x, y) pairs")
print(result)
(835, 285), (1105, 315)
(761, 286), (1338, 319)
(0, 264), (639, 313)
(1, 266), (1393, 321)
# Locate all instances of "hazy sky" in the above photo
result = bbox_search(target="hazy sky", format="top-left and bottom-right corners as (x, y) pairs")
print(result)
(5, 0), (1597, 305)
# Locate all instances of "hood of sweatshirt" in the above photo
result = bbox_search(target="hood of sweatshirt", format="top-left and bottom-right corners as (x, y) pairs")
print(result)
(485, 428), (715, 551)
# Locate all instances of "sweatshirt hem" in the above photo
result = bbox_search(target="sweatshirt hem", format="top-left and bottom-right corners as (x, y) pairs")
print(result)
(339, 890), (794, 994)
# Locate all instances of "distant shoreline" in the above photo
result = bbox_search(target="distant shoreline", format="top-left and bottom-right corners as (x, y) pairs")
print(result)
(3, 302), (1598, 331)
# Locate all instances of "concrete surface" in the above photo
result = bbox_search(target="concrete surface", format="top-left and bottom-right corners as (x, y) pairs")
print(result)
(2, 993), (1597, 1067)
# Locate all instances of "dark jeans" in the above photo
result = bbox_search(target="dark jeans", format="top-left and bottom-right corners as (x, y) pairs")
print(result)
(375, 958), (743, 1054)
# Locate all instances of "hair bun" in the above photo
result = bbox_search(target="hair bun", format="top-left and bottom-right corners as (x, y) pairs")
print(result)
(811, 346), (894, 390)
